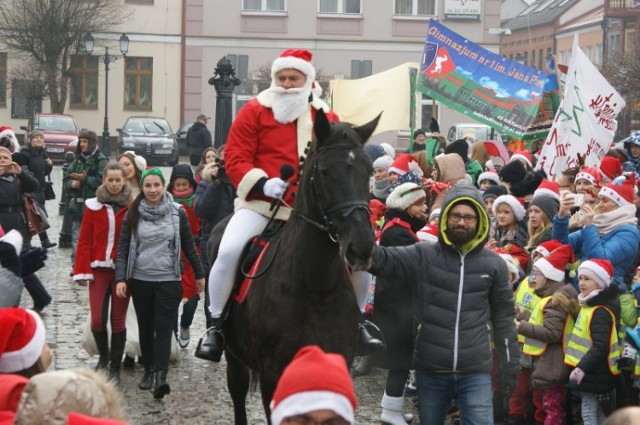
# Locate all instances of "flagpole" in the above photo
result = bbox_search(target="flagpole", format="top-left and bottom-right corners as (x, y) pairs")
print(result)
(409, 67), (417, 153)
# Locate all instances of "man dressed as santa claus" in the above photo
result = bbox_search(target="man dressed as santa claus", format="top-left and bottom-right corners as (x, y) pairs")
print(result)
(197, 49), (382, 362)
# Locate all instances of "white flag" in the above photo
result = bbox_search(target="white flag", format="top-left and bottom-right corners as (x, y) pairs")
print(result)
(536, 35), (625, 177)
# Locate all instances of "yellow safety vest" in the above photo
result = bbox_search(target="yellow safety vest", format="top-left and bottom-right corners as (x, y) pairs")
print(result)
(521, 296), (575, 357)
(564, 305), (621, 376)
(514, 277), (541, 344)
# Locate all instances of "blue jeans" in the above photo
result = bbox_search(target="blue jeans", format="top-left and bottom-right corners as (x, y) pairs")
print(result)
(416, 371), (493, 425)
(179, 294), (199, 329)
(580, 392), (606, 425)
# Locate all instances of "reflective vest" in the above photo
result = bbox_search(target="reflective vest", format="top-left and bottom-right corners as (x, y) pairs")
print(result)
(522, 296), (575, 357)
(564, 305), (621, 376)
(514, 277), (541, 344)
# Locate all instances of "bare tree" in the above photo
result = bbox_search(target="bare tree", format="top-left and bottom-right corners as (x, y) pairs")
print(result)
(8, 58), (49, 128)
(0, 0), (128, 113)
(601, 50), (640, 135)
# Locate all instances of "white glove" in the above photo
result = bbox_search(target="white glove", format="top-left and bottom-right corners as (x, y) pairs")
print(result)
(263, 177), (288, 199)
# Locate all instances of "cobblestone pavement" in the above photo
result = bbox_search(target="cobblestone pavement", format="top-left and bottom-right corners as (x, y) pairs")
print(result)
(20, 163), (422, 424)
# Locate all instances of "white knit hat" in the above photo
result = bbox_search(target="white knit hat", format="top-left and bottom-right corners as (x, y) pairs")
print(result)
(380, 143), (396, 159)
(372, 155), (393, 171)
(386, 182), (426, 211)
(492, 195), (526, 221)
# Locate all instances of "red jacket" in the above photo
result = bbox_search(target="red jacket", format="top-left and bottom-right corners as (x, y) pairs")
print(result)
(73, 198), (128, 281)
(225, 92), (339, 220)
(175, 197), (201, 300)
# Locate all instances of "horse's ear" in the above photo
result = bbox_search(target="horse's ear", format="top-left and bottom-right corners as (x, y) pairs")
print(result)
(354, 112), (382, 146)
(314, 109), (331, 146)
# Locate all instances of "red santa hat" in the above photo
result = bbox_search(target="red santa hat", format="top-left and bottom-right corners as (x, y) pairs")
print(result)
(575, 167), (603, 189)
(0, 308), (46, 373)
(532, 239), (563, 259)
(417, 224), (439, 242)
(477, 171), (500, 186)
(532, 179), (560, 201)
(598, 173), (635, 207)
(492, 195), (526, 221)
(270, 345), (357, 425)
(388, 154), (419, 177)
(509, 149), (533, 168)
(271, 49), (316, 90)
(533, 244), (574, 282)
(67, 412), (128, 425)
(0, 126), (19, 153)
(600, 156), (622, 182)
(578, 259), (614, 289)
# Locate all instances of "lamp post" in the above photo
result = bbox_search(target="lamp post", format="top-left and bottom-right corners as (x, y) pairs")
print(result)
(83, 33), (129, 158)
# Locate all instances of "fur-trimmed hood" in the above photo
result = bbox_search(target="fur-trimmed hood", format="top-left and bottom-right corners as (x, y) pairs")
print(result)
(94, 184), (132, 207)
(201, 162), (216, 182)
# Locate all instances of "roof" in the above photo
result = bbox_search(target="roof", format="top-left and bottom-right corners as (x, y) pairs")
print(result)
(504, 0), (578, 31)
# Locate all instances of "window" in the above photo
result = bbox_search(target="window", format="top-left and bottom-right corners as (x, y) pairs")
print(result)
(531, 50), (536, 69)
(125, 0), (153, 3)
(319, 0), (361, 14)
(0, 53), (6, 107)
(394, 0), (434, 16)
(124, 57), (152, 110)
(351, 60), (372, 79)
(242, 0), (285, 12)
(70, 55), (98, 109)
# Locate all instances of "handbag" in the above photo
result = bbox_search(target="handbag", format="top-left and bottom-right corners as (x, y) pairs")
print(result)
(24, 193), (50, 236)
(44, 174), (55, 200)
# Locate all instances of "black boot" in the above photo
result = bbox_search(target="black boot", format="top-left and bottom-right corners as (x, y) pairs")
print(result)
(153, 370), (170, 399)
(92, 331), (110, 371)
(358, 320), (385, 352)
(122, 355), (135, 369)
(139, 365), (155, 390)
(195, 322), (225, 362)
(109, 330), (126, 385)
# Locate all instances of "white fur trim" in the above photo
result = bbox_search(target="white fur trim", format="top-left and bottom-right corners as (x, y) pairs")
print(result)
(73, 273), (95, 281)
(0, 229), (23, 255)
(599, 186), (632, 207)
(510, 153), (532, 168)
(134, 155), (147, 172)
(104, 205), (116, 270)
(386, 183), (426, 211)
(533, 188), (560, 201)
(478, 171), (500, 186)
(85, 198), (104, 211)
(579, 261), (611, 289)
(533, 246), (550, 258)
(270, 390), (354, 425)
(235, 199), (291, 222)
(534, 258), (565, 282)
(492, 195), (525, 221)
(575, 171), (596, 186)
(237, 168), (269, 202)
(271, 56), (316, 89)
(0, 310), (46, 373)
(388, 166), (406, 176)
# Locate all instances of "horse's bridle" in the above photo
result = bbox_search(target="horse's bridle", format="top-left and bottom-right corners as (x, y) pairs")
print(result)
(292, 144), (371, 243)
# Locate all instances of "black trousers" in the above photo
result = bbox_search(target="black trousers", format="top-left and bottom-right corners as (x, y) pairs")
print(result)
(129, 279), (182, 371)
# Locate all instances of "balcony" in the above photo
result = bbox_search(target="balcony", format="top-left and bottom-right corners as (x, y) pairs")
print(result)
(606, 0), (640, 17)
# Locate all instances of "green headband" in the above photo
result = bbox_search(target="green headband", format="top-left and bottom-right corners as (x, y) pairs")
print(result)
(140, 167), (165, 186)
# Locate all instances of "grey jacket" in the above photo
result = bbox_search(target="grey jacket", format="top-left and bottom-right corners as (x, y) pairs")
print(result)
(370, 183), (520, 375)
(115, 202), (204, 282)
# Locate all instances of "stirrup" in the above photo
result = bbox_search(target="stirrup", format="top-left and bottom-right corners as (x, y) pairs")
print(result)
(359, 320), (386, 352)
(194, 326), (225, 362)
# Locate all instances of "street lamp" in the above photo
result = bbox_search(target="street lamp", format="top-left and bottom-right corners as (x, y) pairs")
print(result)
(83, 33), (129, 158)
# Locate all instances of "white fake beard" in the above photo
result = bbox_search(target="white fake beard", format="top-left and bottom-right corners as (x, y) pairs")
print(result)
(269, 86), (311, 124)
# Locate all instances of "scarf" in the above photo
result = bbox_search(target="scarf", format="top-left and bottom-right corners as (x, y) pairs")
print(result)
(578, 289), (602, 306)
(172, 190), (195, 208)
(80, 146), (98, 161)
(372, 178), (390, 200)
(96, 184), (132, 207)
(592, 204), (638, 235)
(139, 192), (173, 222)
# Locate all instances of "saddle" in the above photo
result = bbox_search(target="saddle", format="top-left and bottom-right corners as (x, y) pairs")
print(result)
(232, 220), (285, 304)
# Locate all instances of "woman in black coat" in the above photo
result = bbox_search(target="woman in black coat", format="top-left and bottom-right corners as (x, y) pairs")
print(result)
(19, 130), (56, 248)
(0, 146), (52, 311)
(373, 182), (427, 424)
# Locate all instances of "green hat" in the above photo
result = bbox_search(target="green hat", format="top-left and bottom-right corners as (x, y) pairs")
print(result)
(140, 167), (165, 186)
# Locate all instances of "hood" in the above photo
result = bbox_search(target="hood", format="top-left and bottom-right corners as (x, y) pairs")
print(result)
(438, 182), (489, 254)
(434, 153), (466, 184)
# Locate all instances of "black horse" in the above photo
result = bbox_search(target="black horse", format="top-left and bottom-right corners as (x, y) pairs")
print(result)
(206, 110), (380, 424)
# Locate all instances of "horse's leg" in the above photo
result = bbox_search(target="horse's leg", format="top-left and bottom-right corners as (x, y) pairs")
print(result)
(259, 373), (279, 425)
(225, 350), (250, 425)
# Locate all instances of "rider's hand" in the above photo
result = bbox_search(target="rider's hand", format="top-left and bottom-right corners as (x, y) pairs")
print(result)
(263, 177), (287, 199)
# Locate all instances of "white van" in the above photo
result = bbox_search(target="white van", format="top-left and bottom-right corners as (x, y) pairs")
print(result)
(447, 123), (504, 143)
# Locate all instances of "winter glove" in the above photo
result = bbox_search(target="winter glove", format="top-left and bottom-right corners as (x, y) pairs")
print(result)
(0, 241), (21, 276)
(20, 247), (47, 277)
(569, 367), (585, 385)
(500, 371), (517, 397)
(263, 177), (288, 199)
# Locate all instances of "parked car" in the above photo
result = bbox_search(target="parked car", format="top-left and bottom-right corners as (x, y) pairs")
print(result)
(116, 116), (178, 166)
(447, 123), (504, 143)
(175, 121), (194, 156)
(21, 113), (79, 162)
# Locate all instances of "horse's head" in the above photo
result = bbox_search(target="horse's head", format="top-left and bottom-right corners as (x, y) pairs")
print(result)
(296, 109), (381, 270)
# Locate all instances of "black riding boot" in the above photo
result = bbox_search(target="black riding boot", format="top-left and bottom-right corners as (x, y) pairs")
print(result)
(92, 331), (110, 371)
(153, 370), (170, 399)
(109, 330), (126, 385)
(195, 320), (225, 362)
(358, 320), (385, 352)
(139, 365), (155, 390)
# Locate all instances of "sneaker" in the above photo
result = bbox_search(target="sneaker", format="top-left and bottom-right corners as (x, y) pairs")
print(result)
(404, 370), (417, 396)
(178, 327), (190, 348)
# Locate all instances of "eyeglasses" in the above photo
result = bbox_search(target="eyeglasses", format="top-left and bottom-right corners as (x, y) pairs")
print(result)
(448, 213), (477, 224)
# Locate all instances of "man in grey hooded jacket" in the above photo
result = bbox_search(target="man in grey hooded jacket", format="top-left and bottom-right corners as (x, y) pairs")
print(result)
(369, 181), (520, 424)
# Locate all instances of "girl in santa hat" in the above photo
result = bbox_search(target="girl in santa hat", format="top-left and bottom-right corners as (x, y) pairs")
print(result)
(488, 195), (528, 251)
(516, 244), (579, 425)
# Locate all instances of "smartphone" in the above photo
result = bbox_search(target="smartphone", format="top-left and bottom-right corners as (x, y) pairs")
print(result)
(573, 194), (584, 207)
